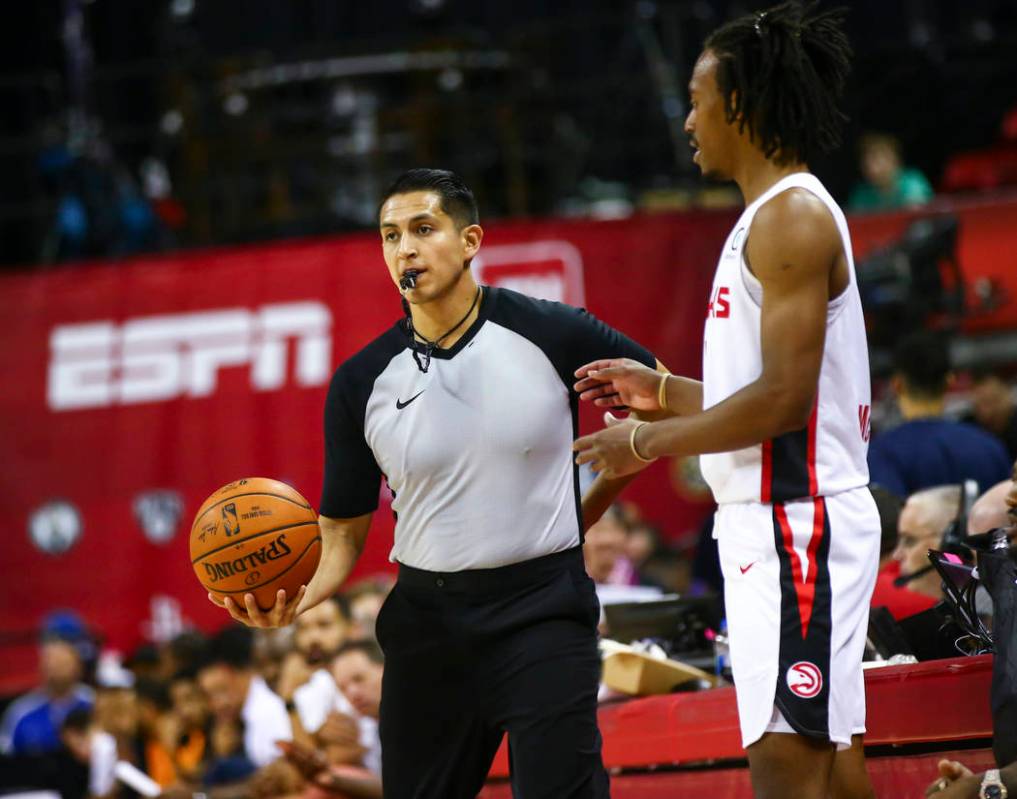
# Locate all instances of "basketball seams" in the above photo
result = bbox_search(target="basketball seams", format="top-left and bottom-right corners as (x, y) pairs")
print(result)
(192, 491), (313, 525)
(190, 520), (319, 564)
(205, 535), (322, 596)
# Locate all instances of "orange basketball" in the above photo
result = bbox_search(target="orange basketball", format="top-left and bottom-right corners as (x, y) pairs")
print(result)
(190, 477), (321, 611)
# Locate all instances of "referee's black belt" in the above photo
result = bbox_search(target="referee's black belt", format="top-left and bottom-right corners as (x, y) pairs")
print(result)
(396, 546), (584, 593)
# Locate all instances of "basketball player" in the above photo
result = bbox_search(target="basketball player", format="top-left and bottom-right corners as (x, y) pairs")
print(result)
(572, 4), (878, 798)
(215, 168), (665, 798)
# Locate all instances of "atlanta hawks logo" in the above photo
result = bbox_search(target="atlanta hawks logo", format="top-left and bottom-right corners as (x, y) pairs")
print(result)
(786, 661), (823, 699)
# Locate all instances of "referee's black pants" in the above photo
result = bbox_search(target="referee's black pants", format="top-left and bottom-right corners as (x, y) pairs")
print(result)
(375, 546), (610, 799)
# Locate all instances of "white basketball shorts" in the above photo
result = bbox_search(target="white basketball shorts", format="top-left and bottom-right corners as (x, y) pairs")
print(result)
(715, 486), (880, 749)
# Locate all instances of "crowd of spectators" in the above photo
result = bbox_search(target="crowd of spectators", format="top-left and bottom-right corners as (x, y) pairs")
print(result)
(848, 133), (934, 213)
(0, 581), (392, 799)
(0, 496), (696, 799)
(860, 330), (1017, 795)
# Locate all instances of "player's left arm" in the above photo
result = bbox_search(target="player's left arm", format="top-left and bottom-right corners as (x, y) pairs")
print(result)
(641, 189), (837, 457)
(575, 189), (839, 474)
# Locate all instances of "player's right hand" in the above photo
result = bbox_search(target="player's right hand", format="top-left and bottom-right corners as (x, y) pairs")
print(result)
(208, 585), (306, 628)
(574, 358), (665, 411)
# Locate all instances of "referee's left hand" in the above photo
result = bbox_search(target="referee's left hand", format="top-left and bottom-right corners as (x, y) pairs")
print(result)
(209, 586), (306, 628)
(573, 412), (649, 479)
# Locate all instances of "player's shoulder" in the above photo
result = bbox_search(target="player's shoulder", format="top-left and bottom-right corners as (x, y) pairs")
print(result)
(753, 184), (839, 246)
(748, 184), (841, 274)
(329, 323), (407, 395)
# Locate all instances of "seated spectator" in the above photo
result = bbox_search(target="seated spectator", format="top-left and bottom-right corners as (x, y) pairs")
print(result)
(867, 486), (938, 620)
(889, 485), (962, 605)
(0, 706), (96, 798)
(135, 678), (178, 788)
(968, 478), (1015, 536)
(625, 521), (663, 579)
(197, 625), (292, 772)
(203, 715), (253, 787)
(61, 706), (117, 798)
(584, 505), (633, 587)
(868, 331), (1012, 498)
(963, 471), (1016, 624)
(251, 640), (387, 799)
(253, 627), (295, 697)
(0, 610), (95, 756)
(126, 643), (164, 683)
(162, 630), (209, 681)
(277, 597), (350, 736)
(276, 596), (374, 767)
(343, 580), (393, 643)
(166, 668), (210, 783)
(583, 506), (663, 606)
(329, 641), (383, 778)
(848, 132), (933, 212)
(963, 368), (1017, 461)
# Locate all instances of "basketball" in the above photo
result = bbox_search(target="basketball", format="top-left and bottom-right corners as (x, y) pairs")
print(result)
(190, 477), (321, 611)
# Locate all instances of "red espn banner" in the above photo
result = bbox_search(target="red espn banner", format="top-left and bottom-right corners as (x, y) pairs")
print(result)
(0, 211), (732, 692)
(3, 196), (1016, 692)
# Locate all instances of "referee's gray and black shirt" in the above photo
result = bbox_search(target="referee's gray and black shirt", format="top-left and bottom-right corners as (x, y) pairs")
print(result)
(320, 286), (655, 572)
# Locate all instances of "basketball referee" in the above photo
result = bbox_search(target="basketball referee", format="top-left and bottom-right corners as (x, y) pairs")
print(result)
(217, 168), (663, 798)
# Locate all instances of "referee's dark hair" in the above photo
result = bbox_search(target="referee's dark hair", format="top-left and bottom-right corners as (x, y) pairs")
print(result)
(333, 638), (385, 666)
(379, 168), (479, 229)
(704, 0), (852, 166)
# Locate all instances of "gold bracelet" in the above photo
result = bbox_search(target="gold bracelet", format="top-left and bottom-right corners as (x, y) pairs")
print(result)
(657, 372), (670, 410)
(630, 421), (657, 463)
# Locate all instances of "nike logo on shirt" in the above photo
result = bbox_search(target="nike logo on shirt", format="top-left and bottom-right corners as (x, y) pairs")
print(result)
(739, 562), (757, 575)
(396, 390), (425, 410)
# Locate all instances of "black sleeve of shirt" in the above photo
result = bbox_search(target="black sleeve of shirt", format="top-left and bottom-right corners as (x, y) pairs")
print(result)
(558, 304), (656, 378)
(489, 288), (656, 393)
(319, 363), (383, 520)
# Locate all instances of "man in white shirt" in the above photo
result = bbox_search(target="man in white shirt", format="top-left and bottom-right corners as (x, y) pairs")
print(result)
(277, 596), (376, 767)
(197, 626), (292, 769)
(277, 596), (349, 732)
(330, 640), (384, 777)
(276, 640), (386, 799)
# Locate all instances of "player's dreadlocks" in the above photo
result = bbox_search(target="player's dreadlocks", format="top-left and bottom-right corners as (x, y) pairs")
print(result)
(704, 1), (852, 166)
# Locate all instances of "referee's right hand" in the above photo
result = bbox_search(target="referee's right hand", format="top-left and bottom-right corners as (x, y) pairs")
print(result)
(209, 586), (306, 628)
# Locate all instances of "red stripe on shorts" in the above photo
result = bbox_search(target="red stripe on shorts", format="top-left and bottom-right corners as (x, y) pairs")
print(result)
(775, 498), (826, 640)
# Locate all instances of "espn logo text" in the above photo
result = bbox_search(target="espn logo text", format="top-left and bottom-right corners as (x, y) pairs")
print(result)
(48, 302), (332, 411)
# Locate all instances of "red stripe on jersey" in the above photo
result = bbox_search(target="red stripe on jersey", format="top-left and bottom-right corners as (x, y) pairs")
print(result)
(761, 439), (773, 503)
(806, 395), (819, 497)
(775, 499), (826, 640)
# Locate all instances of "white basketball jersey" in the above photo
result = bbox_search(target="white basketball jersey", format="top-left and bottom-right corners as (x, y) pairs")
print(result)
(700, 173), (872, 505)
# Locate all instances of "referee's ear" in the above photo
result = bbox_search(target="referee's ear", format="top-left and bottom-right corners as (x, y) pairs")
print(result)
(461, 223), (483, 263)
